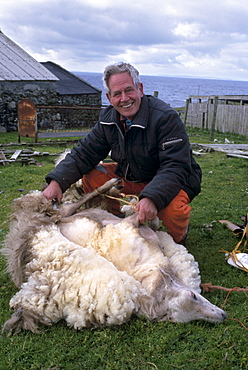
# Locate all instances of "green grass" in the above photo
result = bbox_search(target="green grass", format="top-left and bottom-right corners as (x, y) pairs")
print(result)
(0, 130), (248, 370)
(186, 126), (248, 144)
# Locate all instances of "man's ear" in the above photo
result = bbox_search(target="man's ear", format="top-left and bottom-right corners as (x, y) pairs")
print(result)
(106, 92), (112, 104)
(139, 82), (144, 97)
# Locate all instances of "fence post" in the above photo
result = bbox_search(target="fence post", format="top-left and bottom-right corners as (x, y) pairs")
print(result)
(210, 96), (218, 141)
(184, 99), (189, 126)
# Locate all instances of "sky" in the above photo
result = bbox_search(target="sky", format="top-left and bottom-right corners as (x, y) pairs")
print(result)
(1, 0), (248, 81)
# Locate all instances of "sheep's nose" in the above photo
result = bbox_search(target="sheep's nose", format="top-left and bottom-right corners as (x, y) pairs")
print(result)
(222, 311), (228, 320)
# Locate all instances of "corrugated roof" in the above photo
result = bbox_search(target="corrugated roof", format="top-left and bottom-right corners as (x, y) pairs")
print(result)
(0, 31), (58, 81)
(41, 61), (101, 95)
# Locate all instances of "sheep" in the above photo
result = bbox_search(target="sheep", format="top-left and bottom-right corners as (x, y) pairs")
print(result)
(1, 179), (227, 334)
(58, 209), (226, 323)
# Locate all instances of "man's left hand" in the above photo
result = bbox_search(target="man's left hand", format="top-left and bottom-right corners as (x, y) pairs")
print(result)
(135, 197), (158, 224)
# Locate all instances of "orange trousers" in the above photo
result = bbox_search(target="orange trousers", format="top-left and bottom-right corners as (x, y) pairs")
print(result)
(82, 163), (191, 243)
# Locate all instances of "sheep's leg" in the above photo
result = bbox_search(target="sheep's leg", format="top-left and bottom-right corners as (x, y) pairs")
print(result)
(121, 212), (140, 227)
(59, 178), (122, 217)
(121, 213), (161, 244)
(2, 306), (50, 335)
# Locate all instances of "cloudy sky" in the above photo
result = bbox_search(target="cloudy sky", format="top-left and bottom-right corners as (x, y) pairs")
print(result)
(1, 0), (248, 81)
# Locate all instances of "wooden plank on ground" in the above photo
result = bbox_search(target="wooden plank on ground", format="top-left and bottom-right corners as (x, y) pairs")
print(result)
(0, 150), (9, 165)
(226, 153), (248, 160)
(225, 150), (248, 156)
(192, 150), (207, 156)
(10, 150), (22, 160)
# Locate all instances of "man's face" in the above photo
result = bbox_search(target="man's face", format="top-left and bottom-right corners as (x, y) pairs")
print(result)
(106, 72), (144, 120)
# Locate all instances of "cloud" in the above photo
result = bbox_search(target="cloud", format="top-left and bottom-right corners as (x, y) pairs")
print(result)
(1, 0), (248, 80)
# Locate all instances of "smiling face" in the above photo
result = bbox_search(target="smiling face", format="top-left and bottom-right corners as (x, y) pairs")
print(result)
(106, 72), (144, 120)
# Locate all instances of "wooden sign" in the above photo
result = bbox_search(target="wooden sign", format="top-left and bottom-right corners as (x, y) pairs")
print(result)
(18, 98), (37, 142)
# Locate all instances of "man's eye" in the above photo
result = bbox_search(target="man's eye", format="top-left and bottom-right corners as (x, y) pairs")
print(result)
(113, 92), (120, 97)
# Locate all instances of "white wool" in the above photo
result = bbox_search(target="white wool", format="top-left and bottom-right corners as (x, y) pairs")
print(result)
(54, 149), (71, 167)
(60, 217), (100, 247)
(61, 179), (83, 203)
(10, 224), (146, 329)
(62, 219), (169, 287)
(156, 231), (201, 292)
(95, 221), (168, 273)
(59, 216), (201, 293)
(54, 149), (84, 203)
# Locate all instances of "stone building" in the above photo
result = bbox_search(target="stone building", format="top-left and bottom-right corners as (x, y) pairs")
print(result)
(39, 62), (102, 130)
(0, 31), (102, 133)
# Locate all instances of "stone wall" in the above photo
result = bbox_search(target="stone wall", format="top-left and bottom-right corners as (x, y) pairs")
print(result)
(38, 93), (101, 130)
(0, 80), (102, 132)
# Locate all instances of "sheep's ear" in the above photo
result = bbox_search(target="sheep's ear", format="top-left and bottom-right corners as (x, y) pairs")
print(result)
(122, 212), (140, 227)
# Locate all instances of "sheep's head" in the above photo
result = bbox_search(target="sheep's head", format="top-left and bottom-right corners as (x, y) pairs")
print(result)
(164, 287), (228, 323)
(145, 269), (227, 323)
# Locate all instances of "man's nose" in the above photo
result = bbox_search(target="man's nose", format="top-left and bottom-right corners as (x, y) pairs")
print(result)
(120, 91), (129, 101)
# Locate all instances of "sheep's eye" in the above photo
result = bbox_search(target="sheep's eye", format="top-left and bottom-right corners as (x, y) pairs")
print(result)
(193, 293), (198, 301)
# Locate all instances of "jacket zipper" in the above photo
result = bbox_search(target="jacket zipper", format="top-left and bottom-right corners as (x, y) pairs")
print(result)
(100, 121), (145, 181)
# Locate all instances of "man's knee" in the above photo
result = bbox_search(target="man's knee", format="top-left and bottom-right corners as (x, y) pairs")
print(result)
(158, 190), (191, 242)
(82, 163), (117, 193)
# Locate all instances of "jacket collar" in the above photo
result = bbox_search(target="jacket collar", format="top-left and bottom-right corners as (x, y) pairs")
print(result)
(102, 95), (150, 129)
(131, 95), (149, 128)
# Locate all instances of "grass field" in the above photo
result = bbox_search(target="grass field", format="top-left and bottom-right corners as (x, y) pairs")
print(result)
(0, 129), (247, 370)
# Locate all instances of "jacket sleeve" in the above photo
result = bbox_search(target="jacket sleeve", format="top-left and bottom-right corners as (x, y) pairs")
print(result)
(139, 109), (194, 211)
(45, 122), (111, 192)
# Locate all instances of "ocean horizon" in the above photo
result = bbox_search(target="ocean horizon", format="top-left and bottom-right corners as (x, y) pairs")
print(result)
(74, 72), (248, 108)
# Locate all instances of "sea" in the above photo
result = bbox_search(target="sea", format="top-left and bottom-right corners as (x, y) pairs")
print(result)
(74, 72), (248, 108)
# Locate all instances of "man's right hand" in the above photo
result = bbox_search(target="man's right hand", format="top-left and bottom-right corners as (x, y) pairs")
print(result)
(42, 180), (63, 203)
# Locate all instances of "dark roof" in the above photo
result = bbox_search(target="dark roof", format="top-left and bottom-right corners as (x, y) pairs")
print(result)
(41, 61), (101, 95)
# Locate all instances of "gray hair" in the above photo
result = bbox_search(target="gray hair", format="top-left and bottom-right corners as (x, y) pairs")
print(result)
(102, 62), (140, 93)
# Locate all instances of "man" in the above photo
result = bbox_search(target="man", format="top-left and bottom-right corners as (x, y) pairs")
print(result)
(43, 62), (201, 243)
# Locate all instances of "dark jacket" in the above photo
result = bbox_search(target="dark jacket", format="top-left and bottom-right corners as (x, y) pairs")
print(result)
(46, 95), (201, 212)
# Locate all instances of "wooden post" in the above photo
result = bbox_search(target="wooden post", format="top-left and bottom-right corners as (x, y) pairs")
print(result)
(210, 96), (218, 141)
(184, 99), (189, 126)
